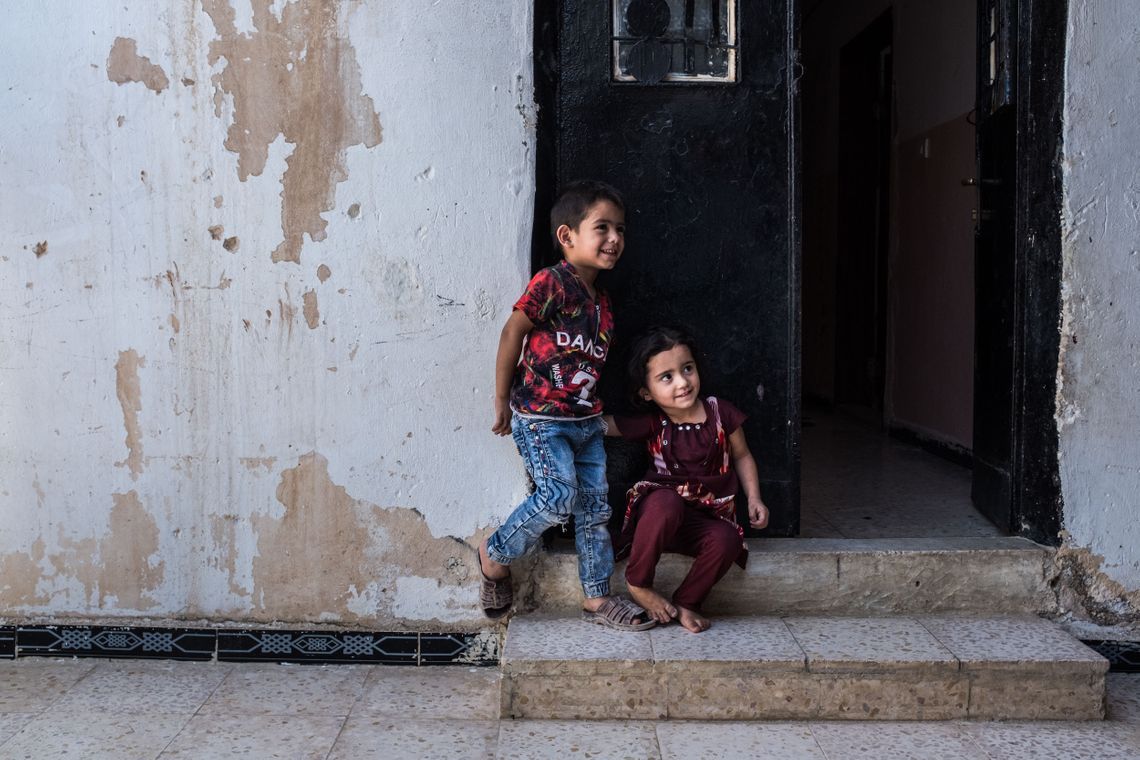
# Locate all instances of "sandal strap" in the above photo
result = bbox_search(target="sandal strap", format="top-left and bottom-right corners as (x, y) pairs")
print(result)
(480, 576), (512, 609)
(598, 597), (646, 626)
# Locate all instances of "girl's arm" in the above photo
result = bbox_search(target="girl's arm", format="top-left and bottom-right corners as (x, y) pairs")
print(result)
(602, 414), (622, 437)
(728, 428), (770, 529)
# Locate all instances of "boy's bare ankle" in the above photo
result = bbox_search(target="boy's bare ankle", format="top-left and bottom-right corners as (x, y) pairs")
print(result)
(478, 539), (510, 580)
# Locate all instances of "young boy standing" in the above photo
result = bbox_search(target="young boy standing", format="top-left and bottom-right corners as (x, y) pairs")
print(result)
(479, 180), (653, 631)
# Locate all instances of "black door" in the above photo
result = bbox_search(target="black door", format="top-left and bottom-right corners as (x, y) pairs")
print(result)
(536, 0), (799, 535)
(971, 0), (1018, 531)
(971, 0), (1066, 542)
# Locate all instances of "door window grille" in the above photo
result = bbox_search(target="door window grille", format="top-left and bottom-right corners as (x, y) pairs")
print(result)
(980, 0), (1014, 113)
(612, 0), (737, 84)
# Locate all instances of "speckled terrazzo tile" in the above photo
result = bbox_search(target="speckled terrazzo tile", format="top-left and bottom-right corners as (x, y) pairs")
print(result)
(354, 665), (500, 719)
(0, 712), (37, 745)
(657, 722), (827, 759)
(502, 672), (667, 719)
(784, 617), (958, 673)
(51, 660), (230, 715)
(3, 710), (191, 759)
(1108, 673), (1140, 722)
(328, 718), (498, 759)
(650, 617), (805, 674)
(815, 673), (968, 720)
(919, 616), (1108, 673)
(158, 713), (344, 758)
(966, 671), (1106, 720)
(0, 660), (96, 712)
(496, 720), (660, 760)
(960, 721), (1140, 759)
(665, 673), (819, 720)
(198, 663), (370, 717)
(809, 721), (989, 758)
(502, 616), (653, 675)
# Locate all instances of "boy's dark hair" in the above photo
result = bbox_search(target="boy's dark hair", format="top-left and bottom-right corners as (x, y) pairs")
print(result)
(550, 180), (626, 253)
(626, 324), (702, 408)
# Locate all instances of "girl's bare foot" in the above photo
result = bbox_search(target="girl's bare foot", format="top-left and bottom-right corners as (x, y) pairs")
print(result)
(627, 584), (678, 624)
(677, 606), (710, 633)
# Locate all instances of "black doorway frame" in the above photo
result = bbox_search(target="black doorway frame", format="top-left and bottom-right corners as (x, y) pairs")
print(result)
(1003, 0), (1067, 545)
(527, 0), (1067, 544)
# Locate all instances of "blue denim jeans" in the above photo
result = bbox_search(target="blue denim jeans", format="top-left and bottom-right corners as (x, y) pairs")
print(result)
(486, 414), (613, 598)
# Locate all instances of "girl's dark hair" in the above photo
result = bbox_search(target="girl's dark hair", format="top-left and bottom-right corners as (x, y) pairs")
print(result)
(626, 324), (701, 409)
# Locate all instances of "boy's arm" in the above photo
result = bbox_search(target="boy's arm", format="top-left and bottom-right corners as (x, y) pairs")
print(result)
(728, 428), (769, 529)
(492, 309), (534, 436)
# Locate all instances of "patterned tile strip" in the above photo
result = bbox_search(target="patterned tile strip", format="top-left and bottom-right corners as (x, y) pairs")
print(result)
(0, 627), (14, 659)
(1082, 640), (1140, 672)
(9, 625), (500, 665)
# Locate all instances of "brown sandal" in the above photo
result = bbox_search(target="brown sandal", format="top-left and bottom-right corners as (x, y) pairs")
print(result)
(581, 596), (656, 632)
(480, 567), (513, 619)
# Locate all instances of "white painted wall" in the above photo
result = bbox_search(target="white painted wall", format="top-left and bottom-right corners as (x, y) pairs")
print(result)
(1060, 2), (1140, 593)
(0, 0), (535, 627)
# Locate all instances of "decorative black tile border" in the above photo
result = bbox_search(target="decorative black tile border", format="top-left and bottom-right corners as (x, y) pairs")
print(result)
(420, 632), (499, 666)
(217, 630), (419, 664)
(0, 627), (15, 659)
(1083, 640), (1140, 672)
(3, 625), (500, 666)
(17, 625), (215, 660)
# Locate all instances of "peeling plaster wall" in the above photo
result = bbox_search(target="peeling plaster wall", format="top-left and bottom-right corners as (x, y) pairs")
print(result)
(1059, 2), (1140, 619)
(0, 1), (535, 628)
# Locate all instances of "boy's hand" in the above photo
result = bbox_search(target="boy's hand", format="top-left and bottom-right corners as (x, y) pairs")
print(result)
(748, 499), (769, 529)
(491, 398), (512, 436)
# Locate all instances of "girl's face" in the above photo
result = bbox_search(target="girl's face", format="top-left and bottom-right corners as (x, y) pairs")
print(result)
(640, 344), (701, 416)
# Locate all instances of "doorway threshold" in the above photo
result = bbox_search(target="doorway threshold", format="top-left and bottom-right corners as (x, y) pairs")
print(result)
(801, 405), (998, 539)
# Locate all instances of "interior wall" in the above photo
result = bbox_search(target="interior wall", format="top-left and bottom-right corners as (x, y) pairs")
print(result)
(802, 0), (976, 450)
(886, 0), (976, 449)
(0, 0), (535, 629)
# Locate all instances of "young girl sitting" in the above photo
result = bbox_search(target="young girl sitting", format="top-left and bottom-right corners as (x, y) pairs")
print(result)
(604, 325), (769, 633)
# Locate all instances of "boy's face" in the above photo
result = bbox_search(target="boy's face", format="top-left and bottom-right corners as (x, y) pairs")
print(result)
(558, 200), (625, 274)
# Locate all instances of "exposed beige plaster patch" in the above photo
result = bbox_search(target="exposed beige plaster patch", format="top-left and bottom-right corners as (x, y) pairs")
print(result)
(114, 350), (145, 480)
(42, 492), (165, 610)
(302, 289), (320, 329)
(202, 0), (383, 264)
(239, 456), (277, 472)
(0, 539), (49, 606)
(250, 452), (477, 624)
(33, 241), (47, 258)
(223, 236), (240, 252)
(169, 313), (181, 333)
(210, 514), (248, 598)
(1052, 541), (1140, 625)
(317, 264), (332, 282)
(209, 224), (224, 240)
(106, 37), (170, 94)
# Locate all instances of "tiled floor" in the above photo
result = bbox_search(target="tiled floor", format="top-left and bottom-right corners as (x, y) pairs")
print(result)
(0, 658), (1137, 758)
(800, 407), (1001, 539)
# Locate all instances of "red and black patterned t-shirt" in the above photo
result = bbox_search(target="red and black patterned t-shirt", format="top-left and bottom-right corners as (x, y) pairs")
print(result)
(510, 260), (614, 419)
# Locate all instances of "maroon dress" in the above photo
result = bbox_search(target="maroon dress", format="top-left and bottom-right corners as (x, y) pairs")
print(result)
(613, 397), (750, 610)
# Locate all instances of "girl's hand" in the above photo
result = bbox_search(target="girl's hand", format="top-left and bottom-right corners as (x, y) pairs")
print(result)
(748, 499), (769, 529)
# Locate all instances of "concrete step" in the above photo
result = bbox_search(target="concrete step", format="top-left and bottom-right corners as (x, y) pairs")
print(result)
(525, 537), (1057, 616)
(500, 614), (1107, 721)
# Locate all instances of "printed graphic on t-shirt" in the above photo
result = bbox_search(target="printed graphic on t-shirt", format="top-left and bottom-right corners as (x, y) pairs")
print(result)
(510, 261), (612, 418)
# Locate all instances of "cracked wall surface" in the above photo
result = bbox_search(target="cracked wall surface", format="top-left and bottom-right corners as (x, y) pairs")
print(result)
(0, 1), (535, 628)
(1059, 2), (1140, 622)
